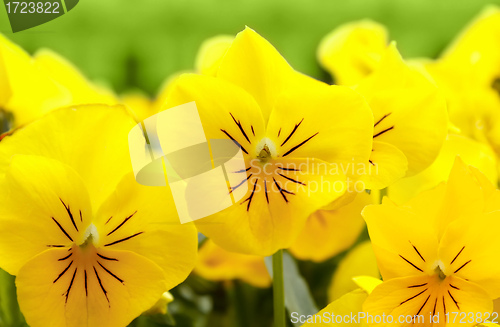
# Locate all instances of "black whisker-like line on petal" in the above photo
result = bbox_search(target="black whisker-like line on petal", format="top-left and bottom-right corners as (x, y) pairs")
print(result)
(369, 160), (375, 166)
(105, 216), (113, 225)
(432, 298), (438, 316)
(400, 288), (427, 305)
(282, 133), (318, 157)
(58, 253), (73, 261)
(454, 260), (471, 273)
(98, 261), (124, 284)
(448, 290), (460, 310)
(442, 296), (447, 315)
(79, 210), (83, 222)
(399, 254), (423, 272)
(60, 198), (78, 232)
(278, 167), (300, 172)
(278, 172), (306, 185)
(107, 211), (138, 236)
(408, 283), (427, 288)
(97, 253), (119, 261)
(54, 261), (73, 283)
(104, 232), (144, 247)
(450, 246), (465, 265)
(51, 217), (73, 242)
(278, 128), (281, 137)
(47, 245), (65, 248)
(373, 126), (394, 138)
(65, 268), (77, 303)
(264, 179), (269, 204)
(281, 118), (304, 147)
(221, 129), (248, 154)
(416, 295), (431, 315)
(233, 167), (251, 173)
(229, 113), (251, 143)
(241, 179), (258, 211)
(93, 266), (109, 303)
(374, 113), (392, 127)
(410, 242), (426, 262)
(273, 177), (294, 203)
(84, 269), (88, 296)
(251, 125), (255, 136)
(230, 174), (252, 194)
(449, 284), (460, 290)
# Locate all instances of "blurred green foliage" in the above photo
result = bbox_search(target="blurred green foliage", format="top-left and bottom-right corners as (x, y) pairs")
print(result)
(1, 0), (500, 96)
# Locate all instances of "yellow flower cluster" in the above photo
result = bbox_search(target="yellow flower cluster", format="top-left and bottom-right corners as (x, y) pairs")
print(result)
(0, 5), (498, 327)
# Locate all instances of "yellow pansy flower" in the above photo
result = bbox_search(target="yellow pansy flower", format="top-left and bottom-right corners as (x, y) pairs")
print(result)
(289, 192), (374, 262)
(0, 105), (198, 327)
(425, 6), (500, 175)
(362, 158), (500, 326)
(318, 20), (388, 86)
(195, 239), (271, 288)
(354, 43), (448, 189)
(167, 27), (374, 256)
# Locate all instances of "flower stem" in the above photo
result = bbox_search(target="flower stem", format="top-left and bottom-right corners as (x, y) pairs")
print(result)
(273, 249), (286, 327)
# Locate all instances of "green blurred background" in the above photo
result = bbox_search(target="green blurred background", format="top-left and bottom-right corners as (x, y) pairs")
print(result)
(1, 0), (500, 95)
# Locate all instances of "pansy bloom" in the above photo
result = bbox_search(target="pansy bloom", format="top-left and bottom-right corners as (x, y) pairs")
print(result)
(0, 105), (198, 327)
(167, 27), (374, 256)
(362, 158), (500, 326)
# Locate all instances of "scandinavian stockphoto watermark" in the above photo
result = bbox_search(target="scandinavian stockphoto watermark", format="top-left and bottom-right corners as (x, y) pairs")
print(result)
(128, 102), (377, 223)
(290, 311), (499, 325)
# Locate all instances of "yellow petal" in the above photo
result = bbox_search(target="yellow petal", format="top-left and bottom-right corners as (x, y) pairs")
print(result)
(301, 289), (367, 326)
(352, 276), (382, 295)
(356, 43), (448, 176)
(166, 73), (266, 152)
(439, 210), (500, 299)
(121, 91), (154, 122)
(195, 239), (271, 288)
(0, 105), (136, 209)
(266, 83), (374, 169)
(16, 248), (167, 327)
(94, 173), (198, 290)
(289, 192), (374, 263)
(0, 155), (91, 275)
(389, 134), (498, 205)
(195, 158), (346, 256)
(362, 202), (439, 280)
(364, 275), (492, 327)
(34, 49), (118, 106)
(195, 35), (234, 76)
(0, 34), (70, 126)
(318, 20), (388, 85)
(327, 241), (380, 301)
(361, 141), (408, 190)
(216, 27), (295, 121)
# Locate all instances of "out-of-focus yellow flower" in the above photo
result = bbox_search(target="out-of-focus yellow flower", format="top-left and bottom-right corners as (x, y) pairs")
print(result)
(195, 35), (234, 77)
(143, 292), (174, 316)
(289, 192), (374, 262)
(327, 241), (380, 302)
(167, 27), (374, 256)
(389, 134), (498, 204)
(195, 239), (271, 288)
(301, 277), (382, 326)
(0, 105), (198, 327)
(318, 20), (388, 86)
(362, 158), (500, 326)
(0, 34), (70, 127)
(354, 43), (448, 190)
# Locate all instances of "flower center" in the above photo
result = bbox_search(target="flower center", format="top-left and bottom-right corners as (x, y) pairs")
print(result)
(80, 223), (99, 249)
(255, 137), (276, 164)
(434, 264), (447, 281)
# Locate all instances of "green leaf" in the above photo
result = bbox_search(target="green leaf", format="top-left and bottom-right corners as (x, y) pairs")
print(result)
(265, 251), (318, 327)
